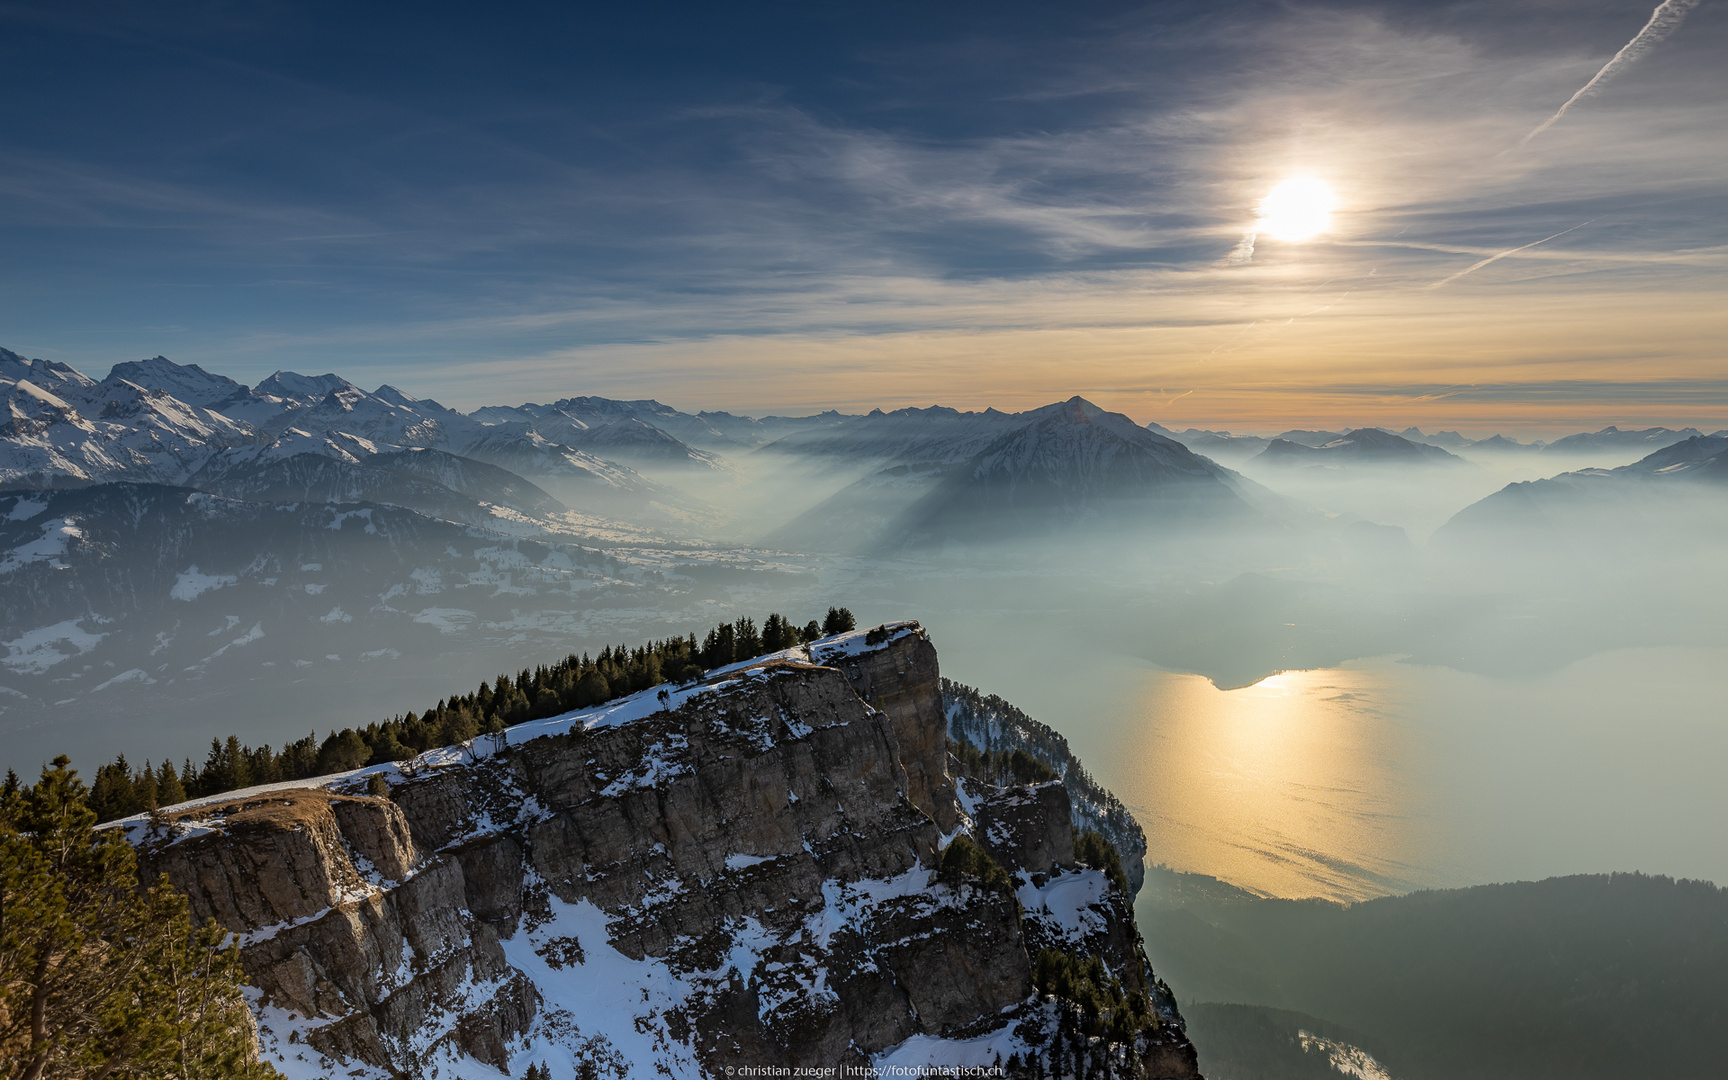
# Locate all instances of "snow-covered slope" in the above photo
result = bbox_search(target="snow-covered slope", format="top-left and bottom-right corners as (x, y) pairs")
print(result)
(1430, 435), (1728, 582)
(194, 427), (387, 473)
(0, 370), (258, 488)
(192, 448), (569, 526)
(1, 377), (131, 488)
(563, 416), (726, 469)
(1609, 434), (1728, 482)
(0, 482), (667, 730)
(478, 396), (842, 452)
(260, 383), (483, 449)
(457, 428), (648, 488)
(255, 369), (355, 403)
(1, 346), (99, 397)
(107, 355), (252, 410)
(470, 405), (727, 470)
(1442, 433), (1728, 537)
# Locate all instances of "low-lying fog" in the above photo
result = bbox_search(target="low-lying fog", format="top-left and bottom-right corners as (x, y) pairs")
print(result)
(600, 436), (1728, 900)
(7, 419), (1724, 905)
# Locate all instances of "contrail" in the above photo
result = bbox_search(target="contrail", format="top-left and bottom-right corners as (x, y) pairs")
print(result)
(1519, 0), (1702, 146)
(1426, 221), (1594, 290)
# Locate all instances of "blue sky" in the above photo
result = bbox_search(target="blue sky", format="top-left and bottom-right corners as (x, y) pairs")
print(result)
(1, 0), (1724, 431)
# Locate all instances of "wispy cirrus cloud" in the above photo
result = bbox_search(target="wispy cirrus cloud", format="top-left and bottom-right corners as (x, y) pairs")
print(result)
(0, 1), (1723, 430)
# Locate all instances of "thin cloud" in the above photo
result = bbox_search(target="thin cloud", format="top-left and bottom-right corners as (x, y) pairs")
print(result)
(1425, 222), (1594, 290)
(1224, 231), (1257, 265)
(1519, 0), (1703, 146)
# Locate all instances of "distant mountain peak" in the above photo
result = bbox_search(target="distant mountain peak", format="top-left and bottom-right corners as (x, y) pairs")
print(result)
(0, 347), (98, 393)
(255, 370), (356, 401)
(1255, 427), (1464, 466)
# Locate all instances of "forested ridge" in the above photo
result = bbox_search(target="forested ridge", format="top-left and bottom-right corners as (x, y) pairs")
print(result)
(24, 607), (858, 823)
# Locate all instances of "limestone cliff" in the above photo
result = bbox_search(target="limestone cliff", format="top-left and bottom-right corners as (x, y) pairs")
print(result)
(117, 622), (1201, 1079)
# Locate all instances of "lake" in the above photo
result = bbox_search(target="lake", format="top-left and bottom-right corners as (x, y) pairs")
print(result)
(941, 638), (1728, 900)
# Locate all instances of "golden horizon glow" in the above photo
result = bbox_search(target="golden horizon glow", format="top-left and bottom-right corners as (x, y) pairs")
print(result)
(1257, 177), (1339, 242)
(440, 282), (1727, 435)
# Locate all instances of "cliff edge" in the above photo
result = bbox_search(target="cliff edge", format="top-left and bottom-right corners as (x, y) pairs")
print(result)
(115, 622), (1201, 1078)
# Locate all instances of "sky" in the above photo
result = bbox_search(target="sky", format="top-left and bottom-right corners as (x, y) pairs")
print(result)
(1, 0), (1724, 434)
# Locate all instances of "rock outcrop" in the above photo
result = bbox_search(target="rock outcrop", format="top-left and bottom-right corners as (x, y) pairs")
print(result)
(119, 622), (1201, 1079)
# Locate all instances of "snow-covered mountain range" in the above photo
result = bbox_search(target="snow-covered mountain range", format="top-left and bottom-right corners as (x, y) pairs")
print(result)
(5, 343), (1725, 753)
(0, 349), (727, 532)
(6, 346), (1714, 500)
(2, 349), (261, 488)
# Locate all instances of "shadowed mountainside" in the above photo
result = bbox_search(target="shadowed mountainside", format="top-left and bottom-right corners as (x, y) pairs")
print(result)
(1139, 866), (1728, 1080)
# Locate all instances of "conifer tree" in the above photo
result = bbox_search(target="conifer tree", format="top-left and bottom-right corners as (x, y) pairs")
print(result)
(133, 763), (159, 813)
(225, 736), (253, 790)
(0, 757), (282, 1079)
(733, 617), (762, 658)
(574, 667), (610, 707)
(89, 757), (141, 823)
(316, 730), (369, 774)
(822, 606), (856, 635)
(155, 761), (187, 808)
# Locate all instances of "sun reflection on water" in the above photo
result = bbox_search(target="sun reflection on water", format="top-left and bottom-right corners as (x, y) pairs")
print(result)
(1114, 663), (1434, 902)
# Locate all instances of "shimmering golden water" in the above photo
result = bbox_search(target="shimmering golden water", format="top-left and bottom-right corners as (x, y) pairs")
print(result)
(1091, 649), (1728, 900)
(946, 638), (1728, 902)
(1103, 664), (1435, 901)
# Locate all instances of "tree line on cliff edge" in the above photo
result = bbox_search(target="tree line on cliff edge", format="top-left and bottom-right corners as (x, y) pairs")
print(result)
(22, 607), (857, 823)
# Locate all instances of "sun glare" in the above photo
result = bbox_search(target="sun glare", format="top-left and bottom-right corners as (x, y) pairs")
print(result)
(1258, 176), (1337, 242)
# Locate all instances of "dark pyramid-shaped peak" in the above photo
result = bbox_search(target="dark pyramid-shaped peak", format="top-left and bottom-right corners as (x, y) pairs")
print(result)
(877, 397), (1254, 548)
(257, 370), (355, 401)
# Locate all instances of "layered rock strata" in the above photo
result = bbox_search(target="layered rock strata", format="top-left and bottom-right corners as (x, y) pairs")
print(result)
(121, 622), (1201, 1078)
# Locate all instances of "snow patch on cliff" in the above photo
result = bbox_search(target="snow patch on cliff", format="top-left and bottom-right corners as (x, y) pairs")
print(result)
(0, 516), (82, 573)
(3, 619), (107, 674)
(1018, 868), (1112, 945)
(170, 565), (237, 601)
(874, 1020), (1031, 1075)
(503, 897), (705, 1079)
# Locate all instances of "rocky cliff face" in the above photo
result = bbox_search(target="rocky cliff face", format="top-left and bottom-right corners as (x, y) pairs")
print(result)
(120, 623), (1201, 1079)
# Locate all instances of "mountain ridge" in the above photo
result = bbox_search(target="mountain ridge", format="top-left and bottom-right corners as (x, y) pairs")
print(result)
(105, 623), (1201, 1079)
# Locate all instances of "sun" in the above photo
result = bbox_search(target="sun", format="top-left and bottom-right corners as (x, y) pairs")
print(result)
(1257, 177), (1338, 242)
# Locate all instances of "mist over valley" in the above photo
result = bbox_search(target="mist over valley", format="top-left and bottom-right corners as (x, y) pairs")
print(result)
(6, 346), (1725, 907)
